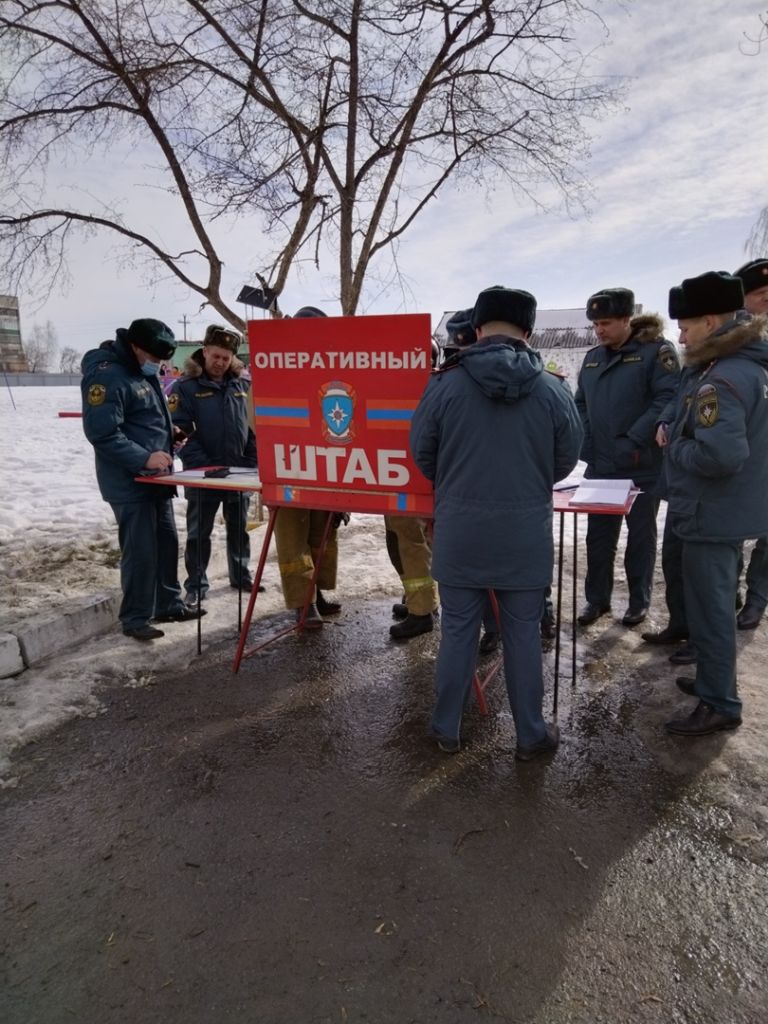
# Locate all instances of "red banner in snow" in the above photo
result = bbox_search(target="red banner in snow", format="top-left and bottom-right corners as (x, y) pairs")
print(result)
(248, 313), (434, 515)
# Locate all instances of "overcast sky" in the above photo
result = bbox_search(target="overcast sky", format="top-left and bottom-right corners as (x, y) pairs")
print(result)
(12, 0), (767, 350)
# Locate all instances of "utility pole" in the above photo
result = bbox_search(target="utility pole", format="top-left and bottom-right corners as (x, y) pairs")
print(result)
(178, 315), (190, 342)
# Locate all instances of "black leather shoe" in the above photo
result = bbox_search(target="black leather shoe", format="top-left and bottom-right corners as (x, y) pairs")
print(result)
(669, 642), (696, 665)
(154, 606), (207, 623)
(577, 603), (611, 626)
(665, 700), (742, 736)
(231, 580), (266, 594)
(427, 729), (461, 754)
(675, 676), (696, 696)
(392, 601), (408, 620)
(390, 613), (434, 640)
(641, 625), (688, 644)
(516, 723), (560, 762)
(479, 631), (500, 656)
(316, 590), (342, 615)
(736, 600), (765, 631)
(124, 625), (165, 641)
(622, 606), (648, 627)
(295, 604), (323, 629)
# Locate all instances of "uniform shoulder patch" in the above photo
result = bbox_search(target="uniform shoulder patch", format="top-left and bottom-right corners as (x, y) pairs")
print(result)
(167, 392), (180, 412)
(696, 383), (719, 427)
(87, 383), (106, 406)
(658, 344), (679, 372)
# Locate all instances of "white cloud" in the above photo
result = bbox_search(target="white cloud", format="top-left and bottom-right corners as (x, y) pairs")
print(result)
(10, 0), (767, 345)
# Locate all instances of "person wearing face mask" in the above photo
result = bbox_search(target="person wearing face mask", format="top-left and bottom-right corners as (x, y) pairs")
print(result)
(81, 318), (204, 641)
(169, 324), (259, 606)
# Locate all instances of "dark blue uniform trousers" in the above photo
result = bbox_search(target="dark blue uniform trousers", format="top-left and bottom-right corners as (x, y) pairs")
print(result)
(431, 584), (547, 748)
(584, 490), (659, 610)
(660, 512), (687, 635)
(110, 499), (184, 631)
(184, 491), (251, 598)
(682, 539), (742, 718)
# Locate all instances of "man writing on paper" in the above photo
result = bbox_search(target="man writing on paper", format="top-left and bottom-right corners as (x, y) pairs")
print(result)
(81, 319), (203, 641)
(663, 271), (768, 736)
(575, 288), (680, 628)
(410, 286), (583, 760)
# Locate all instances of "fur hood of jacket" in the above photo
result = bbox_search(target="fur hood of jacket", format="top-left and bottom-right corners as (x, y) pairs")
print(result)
(629, 313), (666, 345)
(684, 313), (768, 368)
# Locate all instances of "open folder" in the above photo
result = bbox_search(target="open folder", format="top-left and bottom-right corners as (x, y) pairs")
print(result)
(568, 478), (634, 507)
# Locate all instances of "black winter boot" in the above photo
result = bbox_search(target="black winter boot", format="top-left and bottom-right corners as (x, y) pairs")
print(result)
(389, 613), (434, 640)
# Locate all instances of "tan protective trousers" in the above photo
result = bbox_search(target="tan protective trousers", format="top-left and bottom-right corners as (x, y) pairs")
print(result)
(384, 515), (438, 615)
(274, 508), (338, 609)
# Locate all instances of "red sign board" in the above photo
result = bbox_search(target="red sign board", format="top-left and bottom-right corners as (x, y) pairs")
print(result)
(248, 313), (434, 515)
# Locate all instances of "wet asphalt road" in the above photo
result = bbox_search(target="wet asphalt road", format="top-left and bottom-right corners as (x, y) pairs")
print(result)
(2, 599), (767, 1024)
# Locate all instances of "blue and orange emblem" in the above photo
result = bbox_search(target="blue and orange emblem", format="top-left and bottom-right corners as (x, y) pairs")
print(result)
(319, 380), (356, 444)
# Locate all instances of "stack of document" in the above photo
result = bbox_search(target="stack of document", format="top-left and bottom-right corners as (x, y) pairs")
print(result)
(568, 479), (634, 507)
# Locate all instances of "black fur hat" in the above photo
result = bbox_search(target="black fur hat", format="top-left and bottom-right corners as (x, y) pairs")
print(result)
(667, 285), (692, 320)
(585, 288), (635, 321)
(679, 271), (744, 318)
(294, 306), (327, 319)
(471, 286), (537, 334)
(124, 318), (176, 359)
(734, 258), (768, 296)
(445, 308), (475, 347)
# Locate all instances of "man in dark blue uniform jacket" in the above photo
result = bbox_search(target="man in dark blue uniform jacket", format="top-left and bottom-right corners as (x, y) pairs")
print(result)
(410, 286), (583, 760)
(734, 258), (768, 631)
(81, 319), (203, 641)
(575, 288), (680, 627)
(169, 324), (258, 604)
(663, 271), (768, 736)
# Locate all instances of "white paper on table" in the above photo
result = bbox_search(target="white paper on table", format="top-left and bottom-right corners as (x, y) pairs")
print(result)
(568, 478), (634, 507)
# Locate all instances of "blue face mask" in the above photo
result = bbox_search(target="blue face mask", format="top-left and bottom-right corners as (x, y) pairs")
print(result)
(140, 361), (161, 377)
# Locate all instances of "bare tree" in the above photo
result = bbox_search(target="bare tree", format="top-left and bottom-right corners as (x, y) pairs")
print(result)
(740, 10), (767, 256)
(24, 320), (59, 372)
(740, 8), (768, 55)
(0, 1), (619, 321)
(59, 346), (82, 373)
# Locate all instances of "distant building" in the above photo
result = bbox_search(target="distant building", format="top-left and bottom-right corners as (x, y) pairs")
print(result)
(0, 295), (29, 372)
(434, 305), (643, 390)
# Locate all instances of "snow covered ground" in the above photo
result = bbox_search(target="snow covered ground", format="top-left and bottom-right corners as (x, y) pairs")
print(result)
(0, 386), (437, 779)
(1, 385), (766, 830)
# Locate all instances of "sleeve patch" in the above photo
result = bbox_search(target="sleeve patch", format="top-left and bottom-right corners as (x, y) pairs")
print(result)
(696, 383), (719, 427)
(87, 383), (106, 406)
(167, 392), (180, 412)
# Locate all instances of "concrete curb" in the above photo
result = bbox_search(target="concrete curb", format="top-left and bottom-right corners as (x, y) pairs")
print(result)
(1, 592), (120, 679)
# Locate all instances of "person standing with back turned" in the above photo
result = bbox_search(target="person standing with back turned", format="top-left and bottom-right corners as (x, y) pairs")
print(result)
(410, 286), (583, 759)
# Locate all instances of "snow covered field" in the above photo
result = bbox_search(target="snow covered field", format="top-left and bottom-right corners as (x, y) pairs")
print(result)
(1, 385), (766, 831)
(0, 386), (437, 779)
